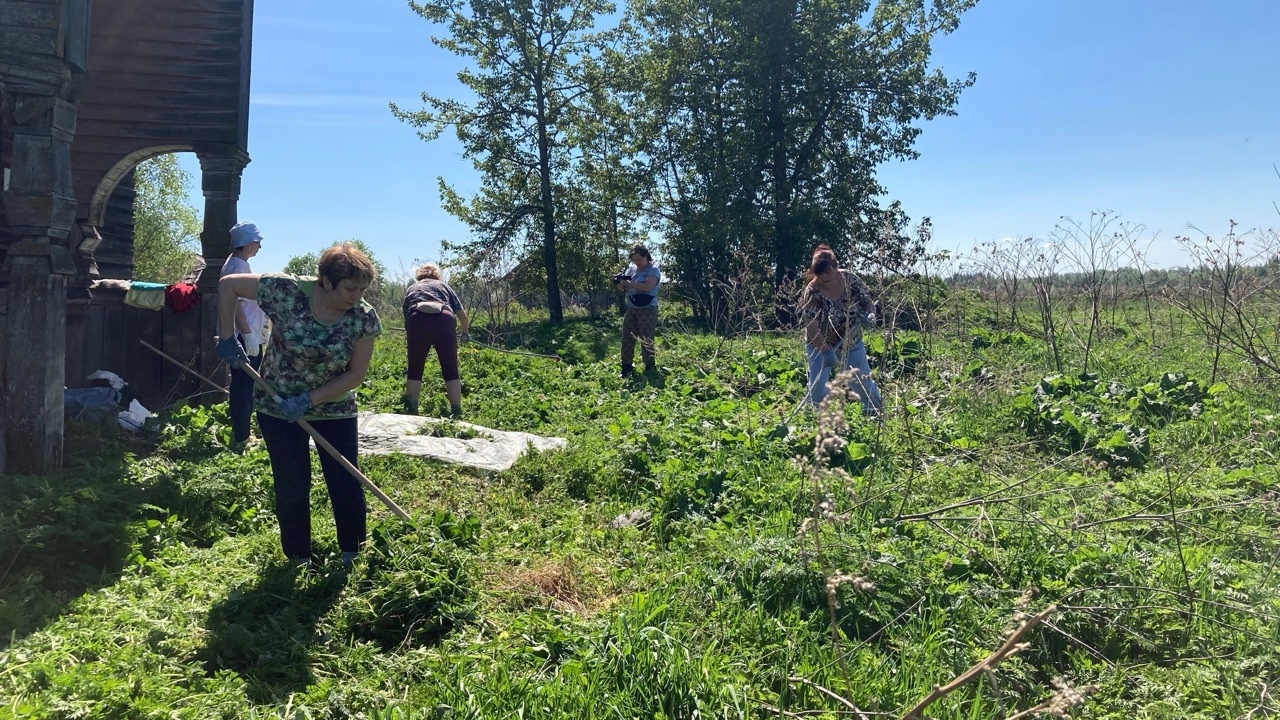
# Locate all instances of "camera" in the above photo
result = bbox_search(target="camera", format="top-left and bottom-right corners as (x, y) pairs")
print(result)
(612, 271), (629, 285)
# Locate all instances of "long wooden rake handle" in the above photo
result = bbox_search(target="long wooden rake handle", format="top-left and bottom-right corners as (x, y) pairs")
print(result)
(140, 340), (412, 521)
(140, 340), (227, 394)
(239, 363), (412, 521)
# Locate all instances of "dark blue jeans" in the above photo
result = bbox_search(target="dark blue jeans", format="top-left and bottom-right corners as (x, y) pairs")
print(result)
(228, 336), (262, 443)
(257, 413), (366, 561)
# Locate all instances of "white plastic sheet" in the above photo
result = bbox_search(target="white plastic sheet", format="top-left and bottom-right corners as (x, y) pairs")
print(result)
(340, 413), (566, 472)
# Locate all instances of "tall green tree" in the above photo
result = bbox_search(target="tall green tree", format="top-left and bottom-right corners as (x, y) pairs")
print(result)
(281, 238), (388, 282)
(612, 0), (764, 320)
(132, 154), (202, 284)
(283, 239), (396, 316)
(392, 0), (621, 323)
(625, 0), (976, 308)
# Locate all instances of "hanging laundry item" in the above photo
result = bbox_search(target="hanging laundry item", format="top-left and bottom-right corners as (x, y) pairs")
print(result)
(164, 282), (201, 313)
(124, 281), (166, 311)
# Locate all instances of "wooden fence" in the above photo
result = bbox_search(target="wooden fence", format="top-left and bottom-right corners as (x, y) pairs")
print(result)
(65, 289), (213, 410)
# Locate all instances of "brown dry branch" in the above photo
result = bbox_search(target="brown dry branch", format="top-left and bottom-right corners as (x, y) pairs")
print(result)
(1172, 224), (1280, 382)
(1060, 601), (1276, 646)
(757, 705), (882, 718)
(899, 605), (1057, 720)
(1057, 583), (1280, 623)
(754, 703), (806, 718)
(1071, 499), (1258, 530)
(894, 392), (922, 518)
(966, 236), (1037, 329)
(1052, 212), (1140, 373)
(1024, 240), (1064, 368)
(893, 446), (1094, 524)
(836, 597), (927, 660)
(1040, 618), (1112, 666)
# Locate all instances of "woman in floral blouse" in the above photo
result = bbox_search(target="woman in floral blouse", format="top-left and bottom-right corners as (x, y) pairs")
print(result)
(217, 242), (382, 569)
(798, 244), (882, 414)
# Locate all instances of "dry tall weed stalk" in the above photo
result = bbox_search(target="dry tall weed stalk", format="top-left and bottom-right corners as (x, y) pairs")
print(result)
(794, 367), (876, 716)
(899, 602), (1090, 720)
(1174, 223), (1280, 382)
(797, 377), (1097, 718)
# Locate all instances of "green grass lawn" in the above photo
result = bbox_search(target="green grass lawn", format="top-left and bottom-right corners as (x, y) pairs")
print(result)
(3, 304), (1279, 718)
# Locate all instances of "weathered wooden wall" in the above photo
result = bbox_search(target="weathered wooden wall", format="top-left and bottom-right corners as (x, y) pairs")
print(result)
(65, 290), (208, 410)
(61, 0), (252, 408)
(73, 0), (253, 224)
(94, 172), (136, 280)
(1, 0), (252, 466)
(0, 92), (13, 266)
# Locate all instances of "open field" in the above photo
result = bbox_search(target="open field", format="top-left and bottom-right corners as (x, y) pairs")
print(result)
(3, 297), (1279, 719)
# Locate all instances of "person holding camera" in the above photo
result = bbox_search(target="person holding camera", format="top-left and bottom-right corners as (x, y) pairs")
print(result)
(614, 243), (661, 378)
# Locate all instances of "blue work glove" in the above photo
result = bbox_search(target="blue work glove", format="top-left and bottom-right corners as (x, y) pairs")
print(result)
(216, 335), (249, 369)
(277, 393), (312, 422)
(459, 331), (471, 344)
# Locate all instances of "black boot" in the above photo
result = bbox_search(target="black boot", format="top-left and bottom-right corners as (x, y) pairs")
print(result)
(643, 360), (656, 374)
(621, 364), (634, 378)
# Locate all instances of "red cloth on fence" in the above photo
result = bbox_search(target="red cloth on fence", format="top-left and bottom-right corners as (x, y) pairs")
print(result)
(164, 283), (201, 313)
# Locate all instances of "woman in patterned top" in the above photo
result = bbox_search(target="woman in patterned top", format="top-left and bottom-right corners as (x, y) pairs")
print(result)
(216, 243), (383, 569)
(798, 244), (882, 414)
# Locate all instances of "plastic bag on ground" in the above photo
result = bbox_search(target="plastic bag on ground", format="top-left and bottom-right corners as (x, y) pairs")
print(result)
(118, 399), (155, 432)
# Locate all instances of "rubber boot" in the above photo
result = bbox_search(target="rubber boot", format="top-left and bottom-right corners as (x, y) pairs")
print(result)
(449, 404), (462, 418)
(621, 364), (634, 378)
(400, 394), (419, 415)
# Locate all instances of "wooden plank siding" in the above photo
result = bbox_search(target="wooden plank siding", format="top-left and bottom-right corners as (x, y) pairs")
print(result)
(79, 301), (105, 382)
(2, 0), (250, 413)
(0, 93), (9, 269)
(0, 1), (61, 32)
(57, 0), (250, 409)
(64, 290), (210, 409)
(94, 171), (136, 280)
(64, 301), (90, 388)
(70, 0), (252, 219)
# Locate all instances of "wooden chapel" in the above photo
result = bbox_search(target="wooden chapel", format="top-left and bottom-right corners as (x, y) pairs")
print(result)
(0, 0), (256, 473)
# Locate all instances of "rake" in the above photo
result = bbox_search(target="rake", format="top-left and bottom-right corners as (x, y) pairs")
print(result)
(141, 340), (412, 521)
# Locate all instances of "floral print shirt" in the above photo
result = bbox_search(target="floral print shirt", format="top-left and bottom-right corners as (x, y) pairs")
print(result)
(255, 274), (382, 419)
(798, 270), (875, 349)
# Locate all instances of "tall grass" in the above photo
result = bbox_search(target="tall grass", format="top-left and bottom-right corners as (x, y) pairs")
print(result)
(3, 272), (1280, 718)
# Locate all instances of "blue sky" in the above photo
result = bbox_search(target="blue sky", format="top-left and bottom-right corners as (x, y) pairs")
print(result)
(184, 0), (1280, 274)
